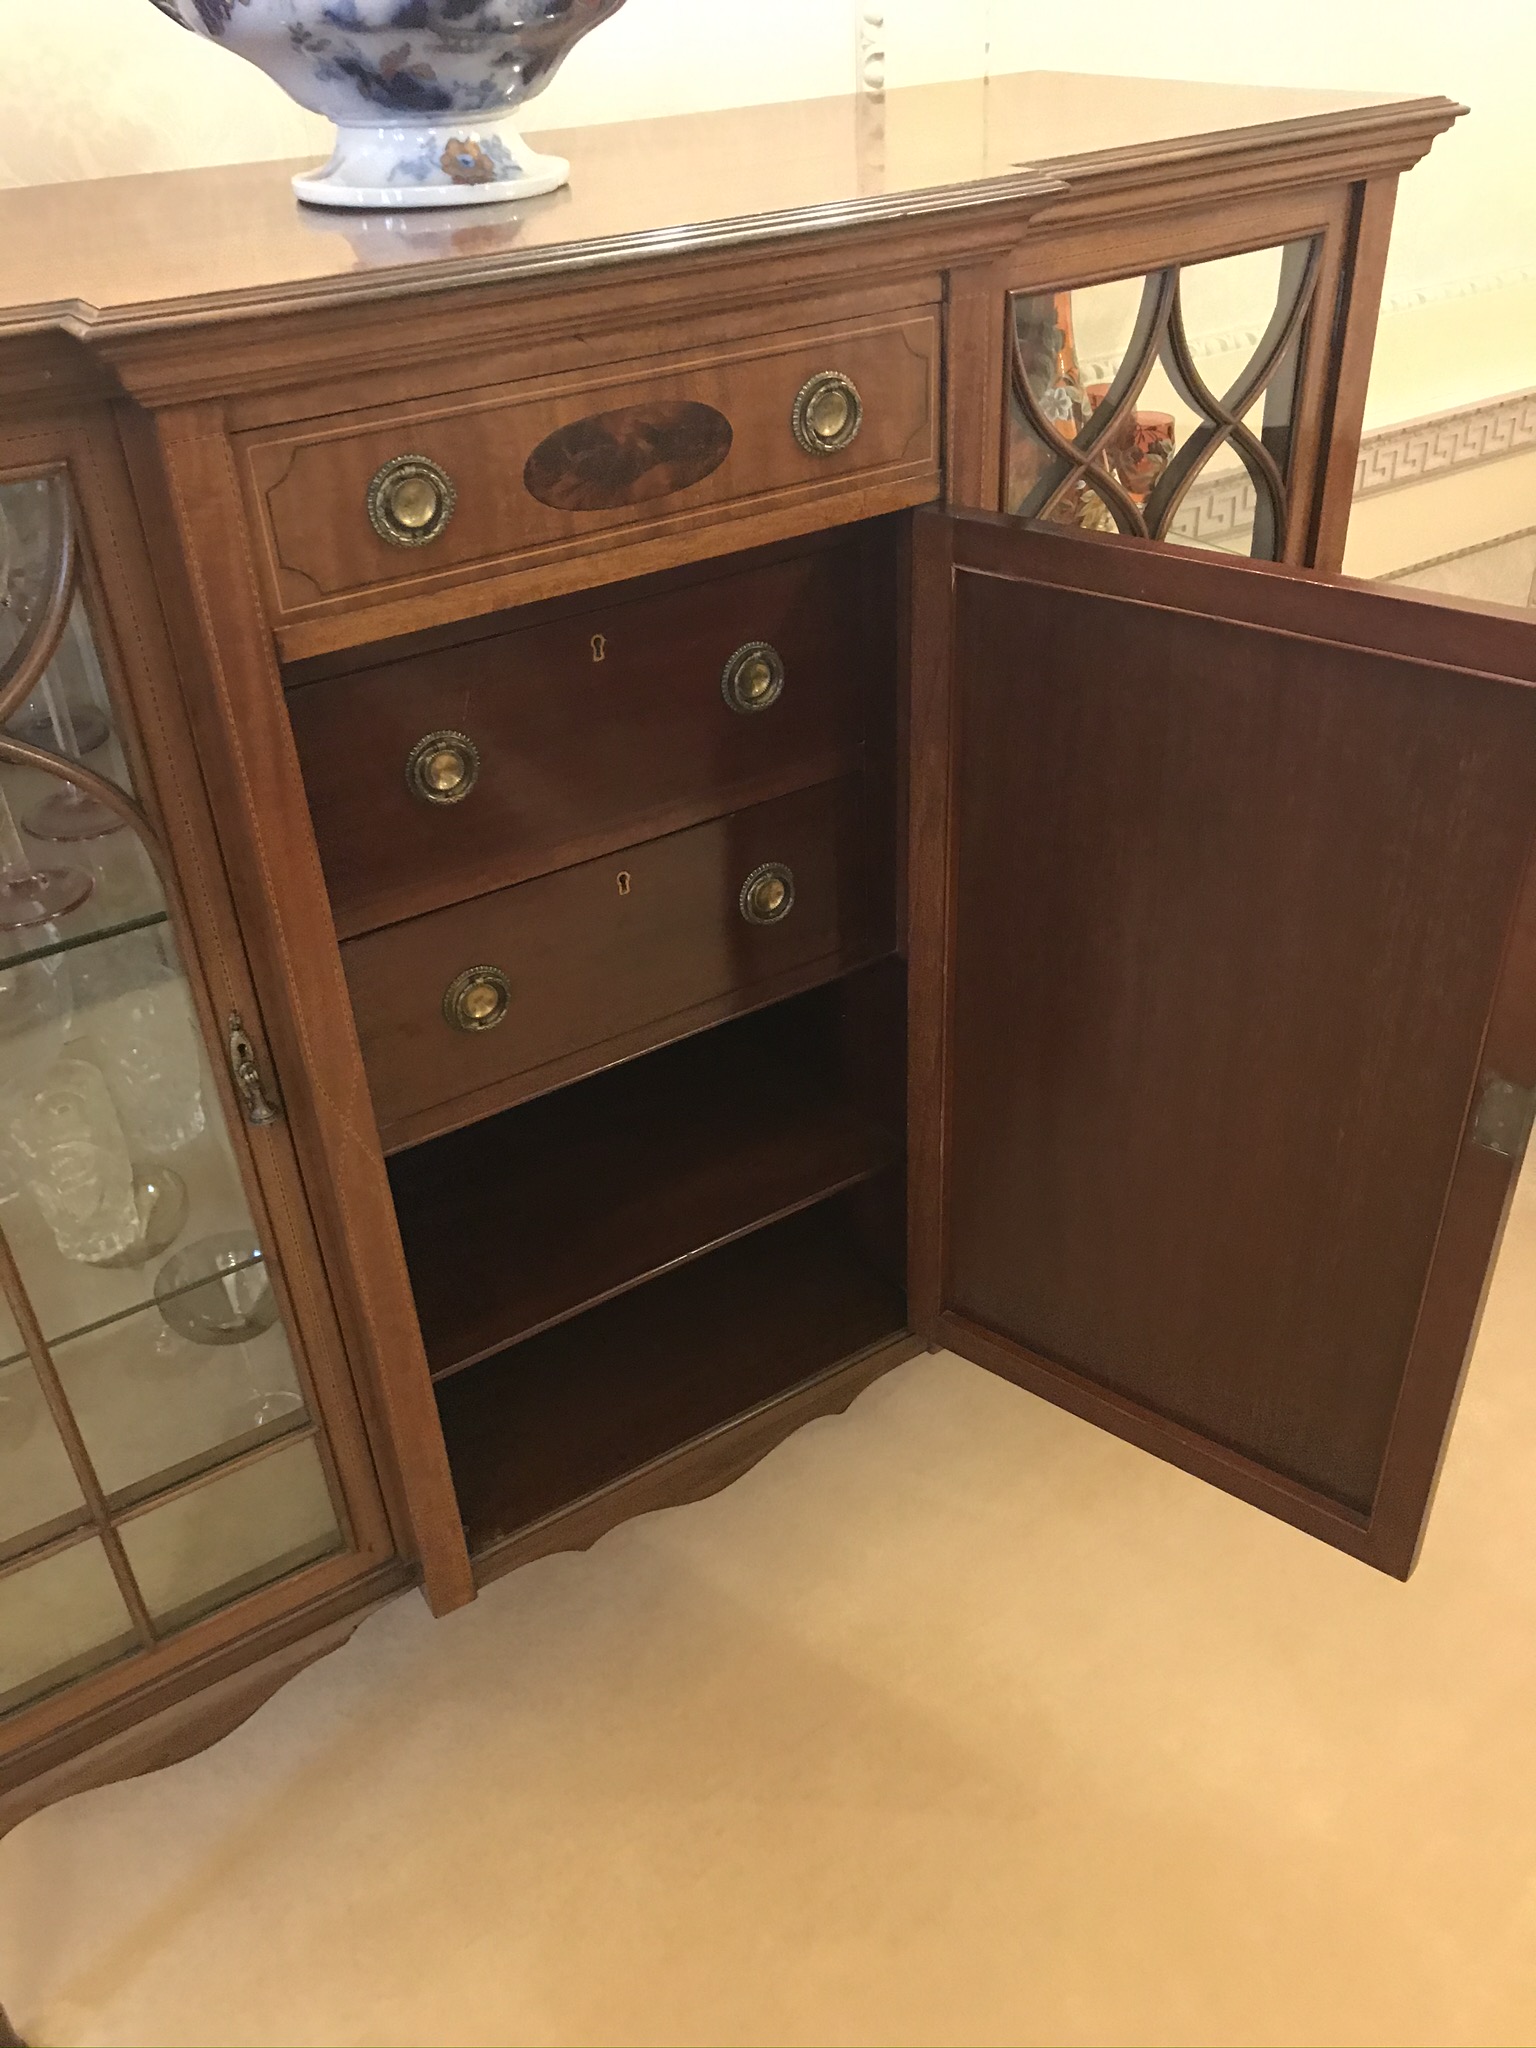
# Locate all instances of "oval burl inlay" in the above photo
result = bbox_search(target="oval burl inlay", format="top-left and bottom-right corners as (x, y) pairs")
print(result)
(523, 401), (733, 512)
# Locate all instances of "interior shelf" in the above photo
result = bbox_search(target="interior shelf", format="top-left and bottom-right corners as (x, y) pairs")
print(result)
(390, 985), (904, 1381)
(435, 1191), (908, 1559)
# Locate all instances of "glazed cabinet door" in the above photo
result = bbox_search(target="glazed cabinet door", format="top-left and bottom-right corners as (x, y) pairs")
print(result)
(986, 178), (1393, 573)
(0, 443), (395, 1778)
(910, 509), (1536, 1577)
(1004, 237), (1320, 557)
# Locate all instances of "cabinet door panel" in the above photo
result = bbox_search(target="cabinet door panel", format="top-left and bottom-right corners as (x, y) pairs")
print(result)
(911, 510), (1536, 1575)
(0, 459), (387, 1748)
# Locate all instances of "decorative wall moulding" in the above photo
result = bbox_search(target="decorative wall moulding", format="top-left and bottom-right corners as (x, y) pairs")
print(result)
(1177, 385), (1536, 544)
(856, 6), (886, 95)
(1354, 388), (1536, 495)
(1380, 262), (1536, 318)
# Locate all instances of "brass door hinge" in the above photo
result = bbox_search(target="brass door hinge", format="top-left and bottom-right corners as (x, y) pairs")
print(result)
(1470, 1074), (1536, 1163)
(228, 1013), (282, 1127)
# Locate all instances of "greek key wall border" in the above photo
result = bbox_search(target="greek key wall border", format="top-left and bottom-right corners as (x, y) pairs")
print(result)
(1174, 386), (1536, 546)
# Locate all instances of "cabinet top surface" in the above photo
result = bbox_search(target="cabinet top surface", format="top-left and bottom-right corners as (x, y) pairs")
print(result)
(1, 70), (1456, 342)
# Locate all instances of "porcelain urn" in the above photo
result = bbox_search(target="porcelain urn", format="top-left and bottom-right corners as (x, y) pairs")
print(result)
(148, 0), (627, 210)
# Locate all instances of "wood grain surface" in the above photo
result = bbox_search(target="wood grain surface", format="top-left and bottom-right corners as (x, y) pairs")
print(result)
(287, 525), (891, 936)
(436, 1194), (908, 1557)
(390, 987), (904, 1378)
(241, 309), (938, 622)
(911, 511), (1536, 1574)
(0, 75), (1457, 339)
(344, 774), (888, 1146)
(523, 399), (733, 512)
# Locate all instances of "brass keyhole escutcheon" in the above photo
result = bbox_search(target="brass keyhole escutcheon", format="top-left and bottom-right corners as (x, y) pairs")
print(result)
(592, 633), (608, 663)
(791, 371), (864, 456)
(739, 861), (795, 925)
(367, 454), (457, 548)
(616, 871), (632, 897)
(721, 642), (785, 715)
(443, 965), (511, 1033)
(406, 730), (480, 805)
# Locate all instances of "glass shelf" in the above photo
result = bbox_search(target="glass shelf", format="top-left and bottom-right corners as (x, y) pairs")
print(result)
(1, 1110), (267, 1352)
(0, 757), (164, 970)
(0, 907), (169, 974)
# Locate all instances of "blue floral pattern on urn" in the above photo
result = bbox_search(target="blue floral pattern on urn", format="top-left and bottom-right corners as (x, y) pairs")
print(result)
(148, 0), (627, 209)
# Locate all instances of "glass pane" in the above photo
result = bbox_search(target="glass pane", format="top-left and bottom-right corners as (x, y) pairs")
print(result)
(0, 1354), (87, 1558)
(0, 477), (64, 669)
(56, 1304), (305, 1509)
(120, 1436), (342, 1633)
(1043, 474), (1127, 536)
(5, 598), (134, 797)
(1008, 289), (1092, 513)
(0, 926), (272, 1348)
(1177, 244), (1292, 401)
(0, 1536), (137, 1716)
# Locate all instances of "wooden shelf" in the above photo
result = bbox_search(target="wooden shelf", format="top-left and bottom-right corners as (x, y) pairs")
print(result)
(435, 1196), (907, 1559)
(390, 991), (903, 1381)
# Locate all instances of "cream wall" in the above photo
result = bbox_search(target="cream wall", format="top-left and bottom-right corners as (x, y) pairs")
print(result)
(4, 0), (1534, 422)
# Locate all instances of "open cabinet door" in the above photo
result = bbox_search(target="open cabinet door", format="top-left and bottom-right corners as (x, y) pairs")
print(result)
(909, 509), (1536, 1576)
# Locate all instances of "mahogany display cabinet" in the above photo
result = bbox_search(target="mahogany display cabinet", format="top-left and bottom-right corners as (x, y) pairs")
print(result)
(3, 71), (1531, 1838)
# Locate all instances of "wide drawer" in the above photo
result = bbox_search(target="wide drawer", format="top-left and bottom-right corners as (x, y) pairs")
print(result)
(242, 309), (938, 634)
(345, 776), (886, 1149)
(289, 532), (890, 938)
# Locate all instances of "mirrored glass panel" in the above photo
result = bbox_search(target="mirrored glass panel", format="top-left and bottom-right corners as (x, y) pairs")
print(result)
(0, 472), (351, 1723)
(1005, 238), (1320, 560)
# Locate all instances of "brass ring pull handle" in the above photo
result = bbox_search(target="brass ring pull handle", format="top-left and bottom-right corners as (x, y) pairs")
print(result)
(791, 371), (864, 456)
(407, 730), (480, 805)
(443, 965), (511, 1033)
(721, 642), (785, 715)
(739, 862), (796, 926)
(368, 454), (457, 547)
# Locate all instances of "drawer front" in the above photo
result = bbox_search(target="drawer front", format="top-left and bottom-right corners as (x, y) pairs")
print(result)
(243, 311), (938, 625)
(290, 535), (887, 939)
(345, 777), (882, 1147)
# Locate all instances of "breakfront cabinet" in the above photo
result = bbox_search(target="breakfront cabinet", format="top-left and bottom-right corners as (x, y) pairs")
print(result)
(3, 72), (1530, 1832)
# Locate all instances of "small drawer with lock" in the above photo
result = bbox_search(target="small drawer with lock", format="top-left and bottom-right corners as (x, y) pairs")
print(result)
(341, 774), (887, 1150)
(240, 305), (939, 648)
(287, 528), (894, 939)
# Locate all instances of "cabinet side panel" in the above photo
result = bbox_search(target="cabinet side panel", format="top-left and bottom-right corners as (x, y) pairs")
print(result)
(1308, 175), (1399, 572)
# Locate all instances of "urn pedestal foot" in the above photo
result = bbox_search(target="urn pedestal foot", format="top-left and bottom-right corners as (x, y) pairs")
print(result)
(293, 117), (569, 211)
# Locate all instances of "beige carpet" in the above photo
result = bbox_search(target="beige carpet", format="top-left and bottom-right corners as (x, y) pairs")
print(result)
(3, 1159), (1535, 2048)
